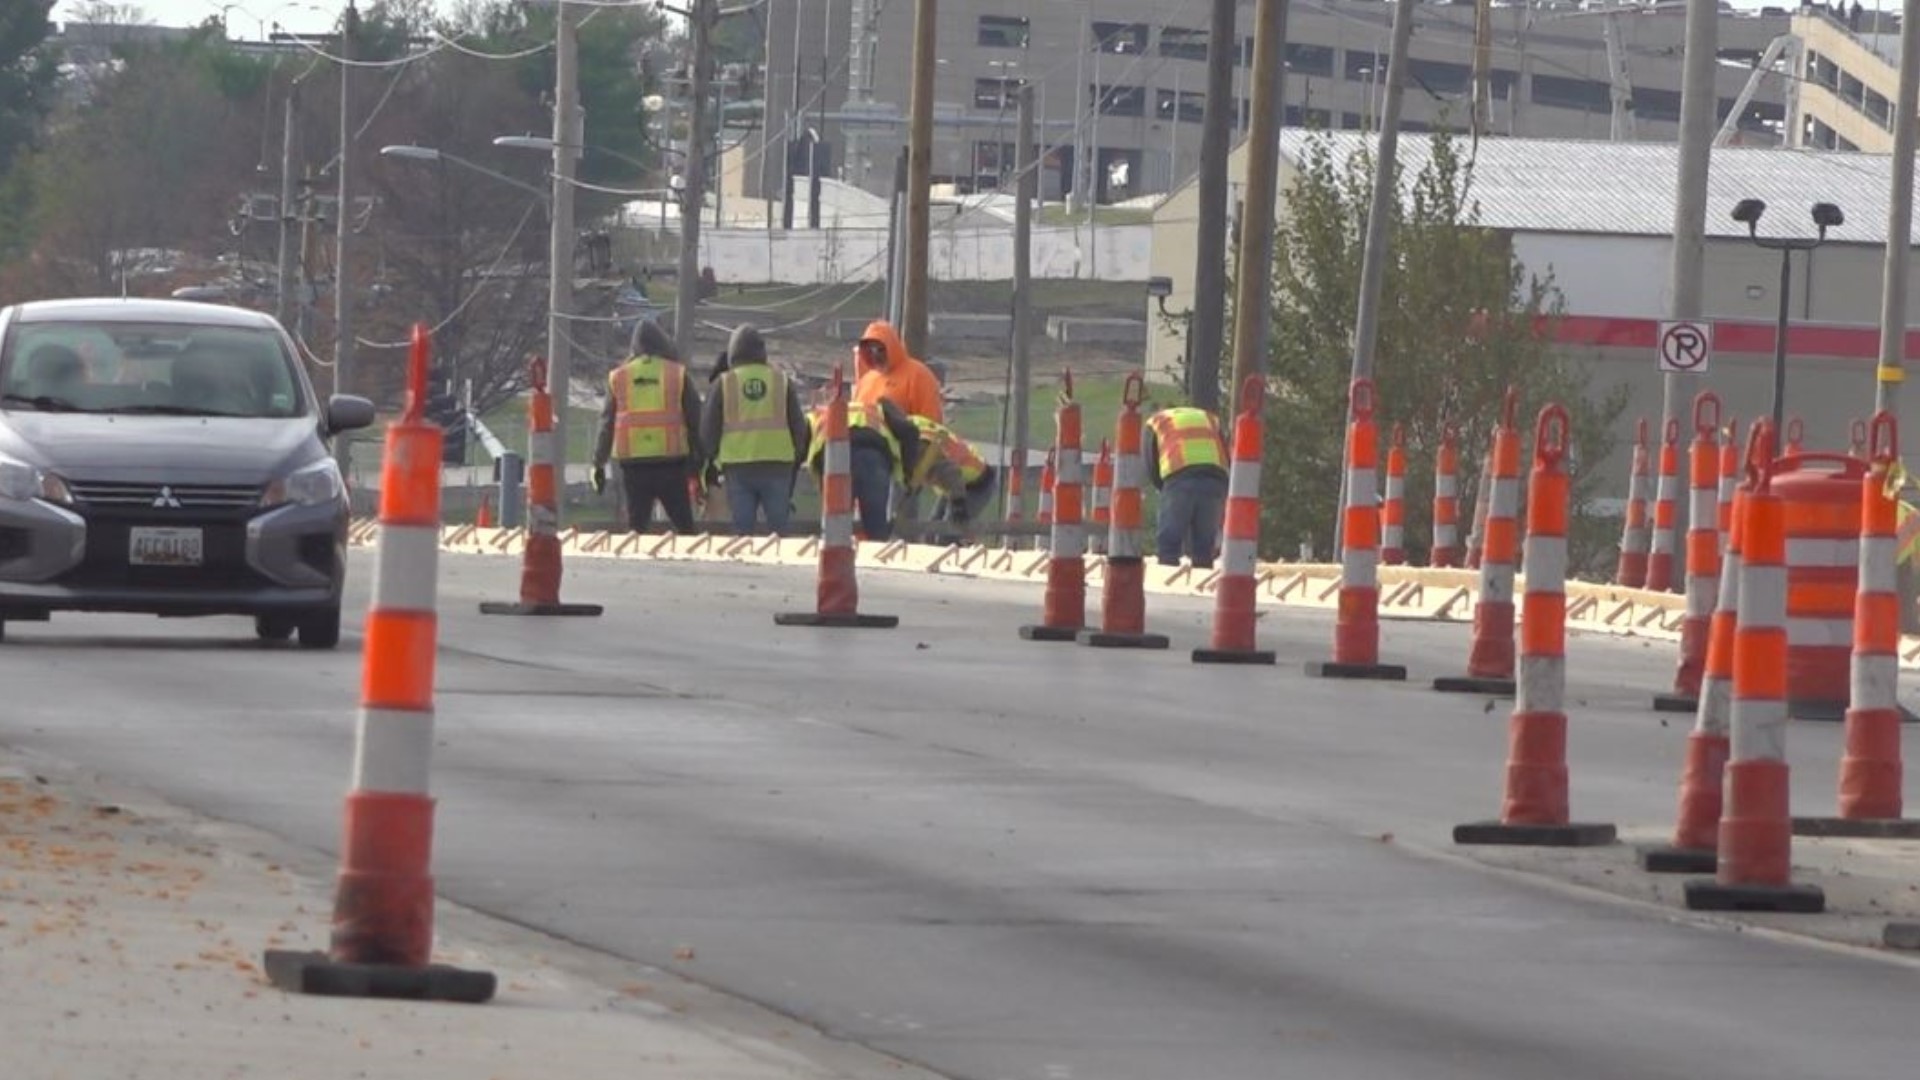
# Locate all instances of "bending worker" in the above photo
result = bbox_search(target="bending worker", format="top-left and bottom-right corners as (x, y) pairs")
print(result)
(1144, 403), (1228, 569)
(592, 318), (704, 533)
(807, 395), (920, 541)
(903, 414), (997, 542)
(700, 324), (809, 535)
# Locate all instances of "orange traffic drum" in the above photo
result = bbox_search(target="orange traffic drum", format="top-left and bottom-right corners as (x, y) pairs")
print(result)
(1773, 451), (1864, 721)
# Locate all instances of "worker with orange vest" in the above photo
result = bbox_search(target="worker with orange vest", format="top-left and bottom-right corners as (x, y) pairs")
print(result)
(806, 396), (921, 541)
(592, 318), (705, 533)
(903, 414), (997, 540)
(1144, 404), (1229, 568)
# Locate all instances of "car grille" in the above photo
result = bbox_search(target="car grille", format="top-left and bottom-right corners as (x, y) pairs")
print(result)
(66, 480), (263, 510)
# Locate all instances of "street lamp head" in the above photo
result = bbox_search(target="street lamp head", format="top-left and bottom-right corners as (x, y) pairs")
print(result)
(1146, 276), (1173, 300)
(1731, 197), (1767, 229)
(642, 94), (667, 112)
(1811, 202), (1844, 230)
(493, 135), (555, 153)
(380, 145), (443, 163)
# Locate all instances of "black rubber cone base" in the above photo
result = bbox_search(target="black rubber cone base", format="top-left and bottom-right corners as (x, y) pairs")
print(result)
(1432, 675), (1515, 696)
(774, 611), (899, 628)
(1683, 879), (1825, 913)
(263, 949), (496, 1003)
(1018, 624), (1082, 642)
(1788, 699), (1846, 723)
(1637, 844), (1717, 874)
(1652, 693), (1698, 714)
(1883, 923), (1920, 949)
(1078, 629), (1170, 649)
(1306, 661), (1408, 681)
(1453, 821), (1618, 847)
(1192, 647), (1276, 665)
(479, 601), (605, 617)
(1791, 816), (1920, 839)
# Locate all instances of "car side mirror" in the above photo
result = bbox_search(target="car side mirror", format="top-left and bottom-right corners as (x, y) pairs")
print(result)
(325, 394), (376, 434)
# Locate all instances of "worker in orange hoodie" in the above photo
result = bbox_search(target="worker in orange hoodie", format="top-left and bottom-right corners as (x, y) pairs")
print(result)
(854, 320), (944, 528)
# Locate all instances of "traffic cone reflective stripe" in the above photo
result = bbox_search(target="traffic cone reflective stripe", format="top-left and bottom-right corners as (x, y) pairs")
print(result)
(1308, 379), (1405, 681)
(1194, 377), (1275, 665)
(1021, 372), (1087, 641)
(1662, 393), (1722, 708)
(1838, 412), (1904, 821)
(1466, 446), (1493, 571)
(1618, 418), (1651, 587)
(1431, 426), (1461, 568)
(1382, 424), (1407, 566)
(775, 366), (897, 629)
(1037, 452), (1055, 528)
(1647, 418), (1682, 592)
(1455, 405), (1615, 848)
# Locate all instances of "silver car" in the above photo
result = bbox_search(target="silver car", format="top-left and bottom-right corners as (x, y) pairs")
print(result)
(0, 298), (375, 647)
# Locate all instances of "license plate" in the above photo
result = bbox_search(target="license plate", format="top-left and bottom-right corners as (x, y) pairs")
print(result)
(129, 527), (204, 567)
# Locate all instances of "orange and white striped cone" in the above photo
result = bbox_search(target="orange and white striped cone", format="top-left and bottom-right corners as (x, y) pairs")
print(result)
(1794, 412), (1920, 839)
(1037, 451), (1055, 530)
(1465, 446), (1492, 571)
(1307, 378), (1407, 681)
(475, 496), (493, 528)
(1455, 404), (1618, 848)
(1382, 423), (1407, 565)
(1003, 461), (1024, 550)
(1435, 388), (1520, 697)
(1020, 371), (1088, 642)
(1080, 375), (1168, 650)
(1430, 425), (1461, 568)
(264, 324), (495, 1003)
(480, 356), (604, 618)
(1642, 421), (1767, 874)
(1089, 438), (1113, 557)
(1786, 415), (1806, 455)
(1646, 418), (1682, 593)
(775, 365), (898, 629)
(1194, 376), (1276, 665)
(1717, 417), (1739, 559)
(1616, 418), (1652, 587)
(1655, 393), (1723, 712)
(1684, 429), (1826, 913)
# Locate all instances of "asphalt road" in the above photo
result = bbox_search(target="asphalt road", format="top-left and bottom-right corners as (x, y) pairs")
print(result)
(3, 550), (1916, 1080)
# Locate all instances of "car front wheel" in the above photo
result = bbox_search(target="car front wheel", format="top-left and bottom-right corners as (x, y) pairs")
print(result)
(255, 615), (296, 642)
(298, 606), (341, 650)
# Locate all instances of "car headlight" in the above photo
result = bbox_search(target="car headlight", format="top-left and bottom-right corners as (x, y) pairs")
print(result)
(0, 455), (70, 503)
(262, 458), (343, 508)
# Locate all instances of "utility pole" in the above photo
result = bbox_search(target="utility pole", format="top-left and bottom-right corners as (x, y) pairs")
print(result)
(1349, 0), (1415, 388)
(675, 0), (713, 359)
(1227, 0), (1289, 398)
(1471, 0), (1493, 139)
(548, 0), (581, 502)
(1187, 0), (1237, 412)
(1875, 0), (1920, 416)
(901, 0), (936, 353)
(1011, 84), (1035, 527)
(885, 148), (907, 325)
(275, 88), (299, 329)
(782, 0), (803, 231)
(1662, 0), (1717, 437)
(333, 0), (358, 478)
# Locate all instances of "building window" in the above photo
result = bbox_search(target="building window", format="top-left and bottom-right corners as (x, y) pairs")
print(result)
(1287, 43), (1334, 76)
(1636, 86), (1681, 123)
(1095, 84), (1146, 117)
(1341, 111), (1365, 130)
(974, 77), (1023, 110)
(1864, 87), (1892, 129)
(1345, 50), (1384, 82)
(1156, 88), (1206, 123)
(973, 141), (1019, 177)
(1159, 26), (1209, 61)
(1092, 22), (1148, 54)
(977, 14), (1029, 49)
(1407, 58), (1470, 96)
(1532, 73), (1609, 112)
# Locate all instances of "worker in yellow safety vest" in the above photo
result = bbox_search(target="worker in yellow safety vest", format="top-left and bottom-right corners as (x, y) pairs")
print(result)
(592, 318), (705, 533)
(699, 324), (810, 536)
(806, 396), (920, 541)
(1895, 498), (1920, 633)
(1143, 405), (1229, 569)
(902, 414), (998, 542)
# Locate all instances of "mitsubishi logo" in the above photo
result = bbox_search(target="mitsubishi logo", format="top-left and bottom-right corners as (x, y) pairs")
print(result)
(152, 486), (183, 509)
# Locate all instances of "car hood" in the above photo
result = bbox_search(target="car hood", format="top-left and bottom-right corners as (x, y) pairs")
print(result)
(0, 413), (321, 485)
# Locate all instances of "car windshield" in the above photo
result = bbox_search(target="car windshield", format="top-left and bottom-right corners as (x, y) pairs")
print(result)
(0, 321), (306, 419)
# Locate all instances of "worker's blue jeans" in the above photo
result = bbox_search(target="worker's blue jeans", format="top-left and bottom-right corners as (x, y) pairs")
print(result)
(850, 445), (895, 540)
(723, 463), (795, 536)
(1157, 471), (1227, 569)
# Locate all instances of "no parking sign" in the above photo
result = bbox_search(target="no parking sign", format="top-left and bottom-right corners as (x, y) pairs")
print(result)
(1658, 321), (1713, 374)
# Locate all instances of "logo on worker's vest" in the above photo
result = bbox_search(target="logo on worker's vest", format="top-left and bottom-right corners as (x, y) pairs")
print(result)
(742, 376), (768, 401)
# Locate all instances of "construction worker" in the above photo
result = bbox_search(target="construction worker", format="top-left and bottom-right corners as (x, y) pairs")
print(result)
(853, 320), (944, 421)
(592, 318), (704, 533)
(1144, 404), (1229, 569)
(700, 324), (809, 536)
(807, 395), (920, 541)
(903, 413), (998, 543)
(1896, 497), (1920, 633)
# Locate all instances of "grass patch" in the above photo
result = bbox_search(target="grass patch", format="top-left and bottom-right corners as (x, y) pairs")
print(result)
(946, 373), (1186, 450)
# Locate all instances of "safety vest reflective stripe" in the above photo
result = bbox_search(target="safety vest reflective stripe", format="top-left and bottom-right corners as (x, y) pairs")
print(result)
(1147, 409), (1226, 476)
(906, 415), (986, 491)
(811, 402), (904, 481)
(718, 366), (796, 465)
(610, 357), (688, 460)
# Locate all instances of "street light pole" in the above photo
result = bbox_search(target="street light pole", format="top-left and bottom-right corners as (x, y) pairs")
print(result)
(548, 1), (581, 513)
(1730, 198), (1844, 438)
(675, 0), (713, 359)
(333, 0), (359, 479)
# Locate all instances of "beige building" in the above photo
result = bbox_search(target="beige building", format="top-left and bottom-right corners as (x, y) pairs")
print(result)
(1792, 9), (1905, 151)
(1147, 131), (1920, 472)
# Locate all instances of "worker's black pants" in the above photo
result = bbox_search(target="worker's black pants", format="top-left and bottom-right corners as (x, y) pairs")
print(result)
(619, 459), (696, 534)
